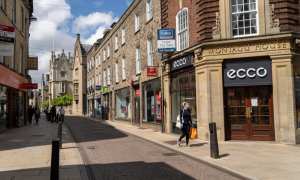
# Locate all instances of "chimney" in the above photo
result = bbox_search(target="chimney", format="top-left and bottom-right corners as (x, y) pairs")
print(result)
(76, 33), (80, 40)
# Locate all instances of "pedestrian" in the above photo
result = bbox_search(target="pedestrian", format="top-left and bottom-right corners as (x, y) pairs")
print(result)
(59, 106), (65, 122)
(56, 106), (60, 123)
(177, 102), (192, 147)
(28, 105), (34, 124)
(34, 107), (40, 125)
(50, 106), (56, 123)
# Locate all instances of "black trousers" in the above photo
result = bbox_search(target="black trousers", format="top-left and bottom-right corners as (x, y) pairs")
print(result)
(179, 124), (191, 145)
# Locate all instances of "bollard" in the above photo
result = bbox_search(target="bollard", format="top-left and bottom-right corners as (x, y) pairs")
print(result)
(50, 139), (59, 180)
(209, 122), (219, 159)
(58, 121), (62, 149)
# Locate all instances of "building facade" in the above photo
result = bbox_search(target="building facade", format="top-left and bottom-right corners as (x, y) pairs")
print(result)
(0, 0), (34, 132)
(48, 50), (73, 100)
(72, 34), (90, 115)
(161, 0), (300, 144)
(87, 0), (162, 129)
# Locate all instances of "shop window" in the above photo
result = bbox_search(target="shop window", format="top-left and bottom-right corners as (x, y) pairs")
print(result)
(176, 8), (189, 51)
(231, 0), (258, 37)
(115, 88), (131, 120)
(0, 86), (7, 131)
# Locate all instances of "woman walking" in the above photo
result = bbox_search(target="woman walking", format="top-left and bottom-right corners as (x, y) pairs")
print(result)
(34, 107), (40, 125)
(177, 102), (192, 147)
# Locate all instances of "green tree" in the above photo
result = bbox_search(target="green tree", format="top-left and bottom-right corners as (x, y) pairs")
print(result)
(51, 95), (73, 106)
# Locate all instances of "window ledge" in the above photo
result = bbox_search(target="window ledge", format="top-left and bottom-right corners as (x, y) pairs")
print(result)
(134, 29), (140, 34)
(145, 17), (153, 25)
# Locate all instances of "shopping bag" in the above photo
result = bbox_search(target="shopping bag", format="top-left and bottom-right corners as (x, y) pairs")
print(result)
(175, 115), (182, 128)
(190, 127), (198, 139)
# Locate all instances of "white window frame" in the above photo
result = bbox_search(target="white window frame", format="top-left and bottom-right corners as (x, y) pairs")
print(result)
(147, 39), (153, 66)
(146, 0), (153, 21)
(103, 69), (106, 86)
(134, 14), (140, 32)
(231, 0), (259, 38)
(107, 67), (111, 85)
(176, 8), (189, 51)
(122, 57), (126, 80)
(121, 28), (126, 45)
(103, 50), (106, 61)
(115, 63), (119, 83)
(135, 48), (141, 74)
(115, 36), (118, 50)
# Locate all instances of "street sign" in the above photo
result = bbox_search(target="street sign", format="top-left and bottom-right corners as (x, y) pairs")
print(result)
(19, 83), (38, 89)
(157, 29), (176, 53)
(0, 24), (15, 43)
(146, 66), (157, 76)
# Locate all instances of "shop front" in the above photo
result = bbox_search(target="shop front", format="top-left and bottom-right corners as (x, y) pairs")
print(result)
(223, 59), (274, 141)
(0, 86), (7, 132)
(115, 87), (131, 121)
(142, 79), (161, 124)
(169, 54), (197, 133)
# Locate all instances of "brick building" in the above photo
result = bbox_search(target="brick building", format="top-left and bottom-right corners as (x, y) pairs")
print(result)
(0, 0), (35, 131)
(161, 0), (300, 144)
(87, 0), (162, 129)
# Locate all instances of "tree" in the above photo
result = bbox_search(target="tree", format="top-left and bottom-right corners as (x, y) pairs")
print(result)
(51, 95), (73, 106)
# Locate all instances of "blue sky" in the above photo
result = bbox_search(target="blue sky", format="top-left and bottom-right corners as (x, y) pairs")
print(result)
(29, 0), (133, 83)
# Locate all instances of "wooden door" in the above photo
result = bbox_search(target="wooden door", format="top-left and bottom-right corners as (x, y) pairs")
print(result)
(225, 86), (274, 141)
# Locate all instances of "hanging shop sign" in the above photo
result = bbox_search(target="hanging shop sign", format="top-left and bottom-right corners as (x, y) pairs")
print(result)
(171, 54), (193, 71)
(100, 86), (110, 94)
(27, 56), (38, 70)
(19, 83), (38, 89)
(223, 60), (272, 87)
(95, 85), (101, 91)
(0, 24), (15, 43)
(146, 66), (157, 76)
(157, 28), (176, 53)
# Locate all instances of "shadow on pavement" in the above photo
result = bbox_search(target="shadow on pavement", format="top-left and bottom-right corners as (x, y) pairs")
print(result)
(0, 161), (196, 180)
(64, 116), (128, 143)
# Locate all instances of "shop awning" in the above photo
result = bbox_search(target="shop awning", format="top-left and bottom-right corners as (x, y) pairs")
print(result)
(0, 64), (28, 90)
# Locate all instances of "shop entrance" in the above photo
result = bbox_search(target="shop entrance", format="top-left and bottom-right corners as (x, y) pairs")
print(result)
(225, 86), (274, 141)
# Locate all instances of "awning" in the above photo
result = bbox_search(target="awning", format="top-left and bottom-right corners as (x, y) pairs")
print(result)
(0, 64), (28, 90)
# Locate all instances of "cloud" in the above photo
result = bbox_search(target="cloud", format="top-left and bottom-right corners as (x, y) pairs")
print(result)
(29, 0), (75, 83)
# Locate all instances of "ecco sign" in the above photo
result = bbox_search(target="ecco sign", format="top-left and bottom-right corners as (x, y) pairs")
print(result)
(171, 54), (193, 71)
(227, 67), (267, 79)
(224, 60), (272, 87)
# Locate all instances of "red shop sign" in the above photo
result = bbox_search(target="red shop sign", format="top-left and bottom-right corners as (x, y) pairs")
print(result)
(135, 89), (140, 96)
(147, 67), (157, 76)
(19, 83), (38, 89)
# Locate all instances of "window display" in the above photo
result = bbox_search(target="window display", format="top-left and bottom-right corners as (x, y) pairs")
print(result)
(115, 88), (131, 120)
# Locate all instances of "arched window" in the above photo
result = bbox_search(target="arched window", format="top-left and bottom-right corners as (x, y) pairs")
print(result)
(176, 8), (189, 51)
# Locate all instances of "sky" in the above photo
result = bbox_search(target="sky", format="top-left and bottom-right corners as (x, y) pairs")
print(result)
(29, 0), (133, 83)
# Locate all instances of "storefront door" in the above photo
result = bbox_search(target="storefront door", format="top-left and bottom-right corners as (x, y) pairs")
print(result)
(225, 86), (274, 141)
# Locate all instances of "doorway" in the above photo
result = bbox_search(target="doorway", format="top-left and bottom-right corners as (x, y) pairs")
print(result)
(225, 86), (274, 141)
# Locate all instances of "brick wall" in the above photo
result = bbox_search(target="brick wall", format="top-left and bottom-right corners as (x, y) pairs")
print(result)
(270, 0), (300, 32)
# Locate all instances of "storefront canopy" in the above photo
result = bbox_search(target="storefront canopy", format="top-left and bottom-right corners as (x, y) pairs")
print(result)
(0, 64), (28, 90)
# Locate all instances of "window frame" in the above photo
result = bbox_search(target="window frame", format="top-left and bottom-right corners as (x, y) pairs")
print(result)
(121, 28), (126, 45)
(146, 0), (153, 21)
(122, 57), (126, 80)
(115, 35), (118, 51)
(147, 38), (153, 66)
(134, 14), (140, 32)
(176, 8), (189, 51)
(135, 48), (141, 74)
(115, 62), (119, 83)
(231, 0), (259, 38)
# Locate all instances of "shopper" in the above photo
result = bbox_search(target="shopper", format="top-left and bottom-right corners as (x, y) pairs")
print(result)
(59, 106), (65, 122)
(50, 105), (56, 123)
(177, 102), (192, 147)
(34, 107), (40, 125)
(28, 105), (34, 124)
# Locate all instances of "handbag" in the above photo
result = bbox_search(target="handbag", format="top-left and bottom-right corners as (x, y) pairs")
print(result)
(190, 127), (198, 139)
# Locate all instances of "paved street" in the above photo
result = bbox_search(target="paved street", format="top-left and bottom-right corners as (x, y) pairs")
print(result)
(65, 116), (245, 180)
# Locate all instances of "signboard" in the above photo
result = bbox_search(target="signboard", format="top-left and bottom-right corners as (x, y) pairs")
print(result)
(27, 56), (38, 70)
(146, 66), (157, 76)
(223, 60), (272, 87)
(95, 85), (101, 91)
(0, 24), (15, 43)
(171, 54), (193, 71)
(100, 86), (110, 94)
(157, 29), (176, 53)
(19, 83), (38, 89)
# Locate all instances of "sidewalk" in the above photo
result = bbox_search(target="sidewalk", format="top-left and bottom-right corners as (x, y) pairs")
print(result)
(97, 119), (300, 180)
(0, 116), (88, 180)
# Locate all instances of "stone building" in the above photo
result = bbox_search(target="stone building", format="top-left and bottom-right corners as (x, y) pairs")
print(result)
(161, 0), (300, 144)
(0, 0), (34, 131)
(87, 0), (162, 129)
(48, 50), (73, 100)
(72, 34), (90, 115)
